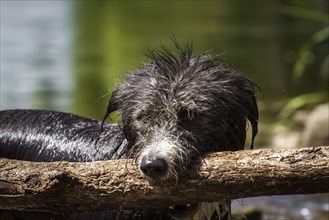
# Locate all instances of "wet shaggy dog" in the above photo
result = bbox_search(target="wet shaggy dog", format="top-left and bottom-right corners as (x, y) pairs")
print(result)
(0, 42), (259, 220)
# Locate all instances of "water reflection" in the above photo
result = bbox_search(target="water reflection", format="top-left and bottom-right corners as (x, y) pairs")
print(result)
(0, 1), (72, 111)
(232, 194), (329, 220)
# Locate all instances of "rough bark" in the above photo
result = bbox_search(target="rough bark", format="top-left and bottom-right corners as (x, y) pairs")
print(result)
(0, 146), (328, 213)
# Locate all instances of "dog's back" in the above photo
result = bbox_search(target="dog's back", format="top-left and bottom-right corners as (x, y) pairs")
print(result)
(0, 109), (128, 162)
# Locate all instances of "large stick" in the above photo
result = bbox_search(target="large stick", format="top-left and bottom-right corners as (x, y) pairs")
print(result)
(0, 146), (328, 213)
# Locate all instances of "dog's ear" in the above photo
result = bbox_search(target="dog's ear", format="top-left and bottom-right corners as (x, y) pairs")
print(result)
(247, 92), (259, 149)
(108, 89), (122, 113)
(101, 89), (121, 129)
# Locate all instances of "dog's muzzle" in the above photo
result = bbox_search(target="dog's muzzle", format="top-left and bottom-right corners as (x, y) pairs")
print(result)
(140, 156), (168, 179)
(138, 137), (179, 180)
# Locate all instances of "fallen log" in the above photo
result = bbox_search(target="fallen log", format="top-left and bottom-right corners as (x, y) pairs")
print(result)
(0, 146), (328, 213)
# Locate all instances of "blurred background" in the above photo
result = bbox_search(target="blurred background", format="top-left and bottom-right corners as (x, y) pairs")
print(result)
(0, 1), (328, 219)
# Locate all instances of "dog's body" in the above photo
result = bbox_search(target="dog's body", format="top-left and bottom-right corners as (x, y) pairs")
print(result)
(0, 42), (258, 220)
(0, 110), (128, 162)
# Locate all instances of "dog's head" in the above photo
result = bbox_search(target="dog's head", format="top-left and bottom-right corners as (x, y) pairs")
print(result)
(103, 42), (259, 183)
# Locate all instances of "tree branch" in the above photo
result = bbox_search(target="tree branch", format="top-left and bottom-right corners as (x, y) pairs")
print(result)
(0, 146), (328, 213)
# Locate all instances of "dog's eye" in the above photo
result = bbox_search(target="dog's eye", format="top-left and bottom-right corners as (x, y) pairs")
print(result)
(187, 111), (197, 121)
(137, 114), (152, 124)
(178, 109), (197, 122)
(142, 116), (152, 124)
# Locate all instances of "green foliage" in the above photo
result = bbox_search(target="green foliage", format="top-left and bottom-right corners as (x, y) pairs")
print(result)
(293, 26), (329, 82)
(278, 92), (328, 120)
(281, 5), (329, 82)
(276, 5), (328, 119)
(280, 5), (329, 23)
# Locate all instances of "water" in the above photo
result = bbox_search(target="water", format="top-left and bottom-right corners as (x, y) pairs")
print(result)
(1, 1), (327, 118)
(232, 194), (329, 220)
(0, 1), (328, 219)
(0, 1), (72, 111)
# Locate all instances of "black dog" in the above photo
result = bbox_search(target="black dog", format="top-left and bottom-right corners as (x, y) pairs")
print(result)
(0, 42), (258, 220)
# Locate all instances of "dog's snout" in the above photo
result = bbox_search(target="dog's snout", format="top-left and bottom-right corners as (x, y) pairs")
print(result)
(140, 156), (168, 178)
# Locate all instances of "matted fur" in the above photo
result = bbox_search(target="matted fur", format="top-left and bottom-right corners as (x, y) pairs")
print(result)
(104, 41), (258, 183)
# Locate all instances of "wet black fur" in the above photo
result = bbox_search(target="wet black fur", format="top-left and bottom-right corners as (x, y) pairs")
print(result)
(0, 42), (259, 220)
(0, 110), (127, 162)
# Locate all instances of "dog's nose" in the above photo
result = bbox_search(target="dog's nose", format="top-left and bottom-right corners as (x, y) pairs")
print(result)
(140, 156), (168, 178)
